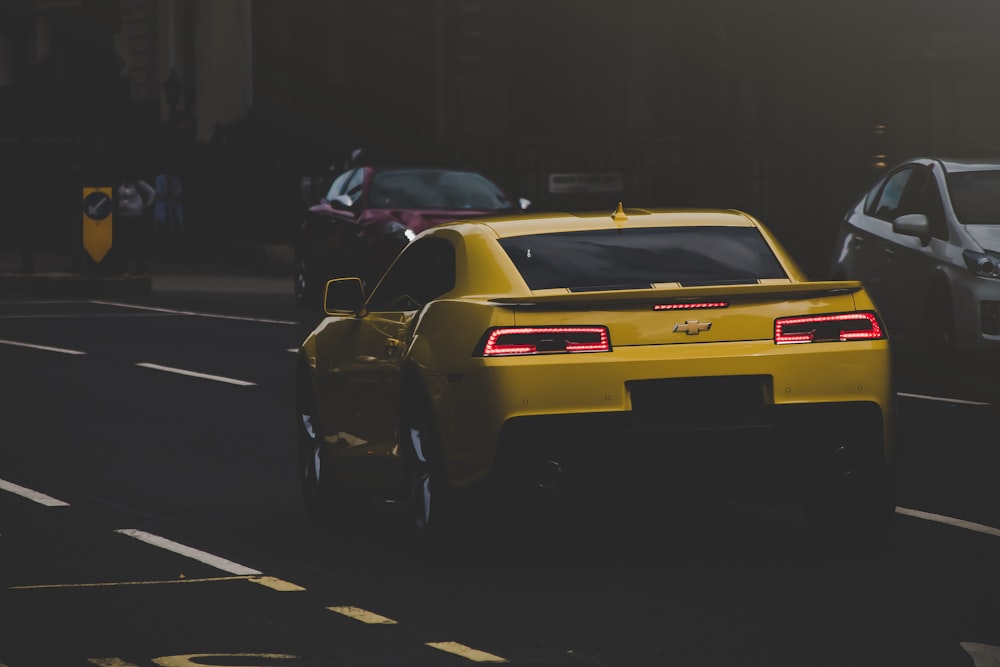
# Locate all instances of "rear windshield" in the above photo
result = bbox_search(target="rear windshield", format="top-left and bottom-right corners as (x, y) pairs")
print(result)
(946, 170), (1000, 224)
(499, 227), (787, 290)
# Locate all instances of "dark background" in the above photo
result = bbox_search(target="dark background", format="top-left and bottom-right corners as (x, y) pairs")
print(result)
(2, 0), (1000, 277)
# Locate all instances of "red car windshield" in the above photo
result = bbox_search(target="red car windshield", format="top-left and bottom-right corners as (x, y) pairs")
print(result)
(369, 168), (514, 211)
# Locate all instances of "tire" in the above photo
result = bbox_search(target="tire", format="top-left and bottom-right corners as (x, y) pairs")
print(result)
(399, 384), (458, 546)
(296, 365), (370, 530)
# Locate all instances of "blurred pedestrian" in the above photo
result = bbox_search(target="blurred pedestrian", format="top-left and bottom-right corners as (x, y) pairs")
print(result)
(154, 162), (185, 247)
(116, 175), (155, 274)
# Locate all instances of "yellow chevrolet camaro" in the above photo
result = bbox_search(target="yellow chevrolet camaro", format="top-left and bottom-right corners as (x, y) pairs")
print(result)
(295, 205), (896, 544)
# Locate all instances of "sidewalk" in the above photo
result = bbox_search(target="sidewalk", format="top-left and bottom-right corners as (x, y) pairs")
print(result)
(0, 243), (294, 298)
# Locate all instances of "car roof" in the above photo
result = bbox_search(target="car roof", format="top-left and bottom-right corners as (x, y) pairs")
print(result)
(919, 157), (1000, 173)
(447, 207), (760, 239)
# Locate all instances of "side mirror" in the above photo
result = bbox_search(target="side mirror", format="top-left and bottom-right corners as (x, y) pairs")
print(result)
(327, 194), (354, 211)
(893, 213), (931, 244)
(324, 277), (366, 315)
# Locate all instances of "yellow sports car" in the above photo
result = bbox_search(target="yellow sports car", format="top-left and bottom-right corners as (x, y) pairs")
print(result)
(295, 205), (896, 544)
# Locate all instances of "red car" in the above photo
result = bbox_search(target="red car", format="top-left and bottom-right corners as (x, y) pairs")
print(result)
(294, 164), (527, 305)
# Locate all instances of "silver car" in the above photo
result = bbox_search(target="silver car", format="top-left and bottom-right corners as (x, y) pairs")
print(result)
(830, 157), (1000, 352)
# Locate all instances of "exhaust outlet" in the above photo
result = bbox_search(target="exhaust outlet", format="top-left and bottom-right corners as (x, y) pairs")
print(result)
(831, 445), (860, 476)
(536, 460), (562, 489)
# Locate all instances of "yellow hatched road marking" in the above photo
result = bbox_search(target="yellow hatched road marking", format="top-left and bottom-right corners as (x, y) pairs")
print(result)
(326, 606), (399, 624)
(426, 642), (508, 663)
(88, 659), (142, 667)
(249, 576), (305, 591)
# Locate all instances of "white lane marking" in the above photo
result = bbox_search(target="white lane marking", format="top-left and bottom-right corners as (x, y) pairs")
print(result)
(0, 338), (85, 355)
(327, 606), (399, 624)
(90, 300), (298, 325)
(426, 642), (508, 663)
(287, 347), (298, 353)
(136, 362), (256, 386)
(115, 529), (262, 576)
(0, 478), (70, 506)
(961, 642), (1000, 667)
(897, 392), (989, 407)
(11, 575), (251, 590)
(896, 507), (1000, 538)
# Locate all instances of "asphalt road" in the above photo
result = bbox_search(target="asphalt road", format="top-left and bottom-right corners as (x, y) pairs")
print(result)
(2, 280), (999, 667)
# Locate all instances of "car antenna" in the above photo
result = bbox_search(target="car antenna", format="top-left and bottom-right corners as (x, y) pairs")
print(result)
(612, 201), (628, 225)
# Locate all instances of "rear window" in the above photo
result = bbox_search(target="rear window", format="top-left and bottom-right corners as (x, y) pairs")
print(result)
(499, 227), (787, 290)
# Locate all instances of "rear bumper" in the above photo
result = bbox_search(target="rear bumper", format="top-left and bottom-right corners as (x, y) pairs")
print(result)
(491, 400), (886, 505)
(433, 339), (894, 490)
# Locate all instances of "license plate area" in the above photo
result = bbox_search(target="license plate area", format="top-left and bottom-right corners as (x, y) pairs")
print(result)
(627, 375), (773, 430)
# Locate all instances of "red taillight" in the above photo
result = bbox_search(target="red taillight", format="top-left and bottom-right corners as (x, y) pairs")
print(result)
(653, 301), (729, 311)
(478, 326), (611, 356)
(774, 312), (884, 344)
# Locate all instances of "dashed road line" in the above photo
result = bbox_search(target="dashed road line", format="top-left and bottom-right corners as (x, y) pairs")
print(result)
(115, 529), (262, 576)
(426, 642), (508, 663)
(136, 362), (256, 386)
(0, 478), (70, 506)
(961, 642), (1000, 667)
(895, 507), (1000, 538)
(90, 300), (299, 325)
(897, 392), (989, 407)
(327, 606), (399, 625)
(0, 338), (85, 355)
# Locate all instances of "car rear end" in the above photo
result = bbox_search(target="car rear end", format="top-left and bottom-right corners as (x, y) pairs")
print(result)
(433, 212), (894, 516)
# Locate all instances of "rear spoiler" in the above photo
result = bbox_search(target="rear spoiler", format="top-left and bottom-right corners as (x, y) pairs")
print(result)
(489, 281), (864, 308)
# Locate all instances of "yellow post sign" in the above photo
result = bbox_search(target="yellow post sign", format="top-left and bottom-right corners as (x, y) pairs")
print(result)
(82, 186), (114, 263)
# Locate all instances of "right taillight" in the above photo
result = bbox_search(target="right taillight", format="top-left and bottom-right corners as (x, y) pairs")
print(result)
(774, 311), (884, 344)
(476, 326), (611, 356)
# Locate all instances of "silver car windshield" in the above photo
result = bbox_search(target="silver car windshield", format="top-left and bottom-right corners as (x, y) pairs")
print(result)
(946, 170), (1000, 224)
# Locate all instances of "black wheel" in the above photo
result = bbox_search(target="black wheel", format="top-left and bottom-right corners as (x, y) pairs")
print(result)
(399, 386), (457, 545)
(296, 365), (370, 529)
(927, 284), (956, 356)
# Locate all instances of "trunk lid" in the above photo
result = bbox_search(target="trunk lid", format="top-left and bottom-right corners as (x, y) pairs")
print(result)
(494, 281), (865, 346)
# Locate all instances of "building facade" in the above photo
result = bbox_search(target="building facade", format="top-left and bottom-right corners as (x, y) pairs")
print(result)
(2, 0), (999, 272)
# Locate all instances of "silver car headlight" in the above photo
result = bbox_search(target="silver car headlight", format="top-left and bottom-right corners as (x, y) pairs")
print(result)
(963, 250), (1000, 278)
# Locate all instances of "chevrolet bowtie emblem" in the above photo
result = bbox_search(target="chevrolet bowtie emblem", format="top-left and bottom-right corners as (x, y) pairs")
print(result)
(673, 319), (712, 335)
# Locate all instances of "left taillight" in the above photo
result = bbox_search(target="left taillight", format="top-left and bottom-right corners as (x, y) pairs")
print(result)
(476, 326), (611, 357)
(774, 311), (884, 344)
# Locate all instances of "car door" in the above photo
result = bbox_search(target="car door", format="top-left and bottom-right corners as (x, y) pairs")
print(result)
(848, 166), (919, 328)
(880, 165), (950, 335)
(321, 238), (457, 452)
